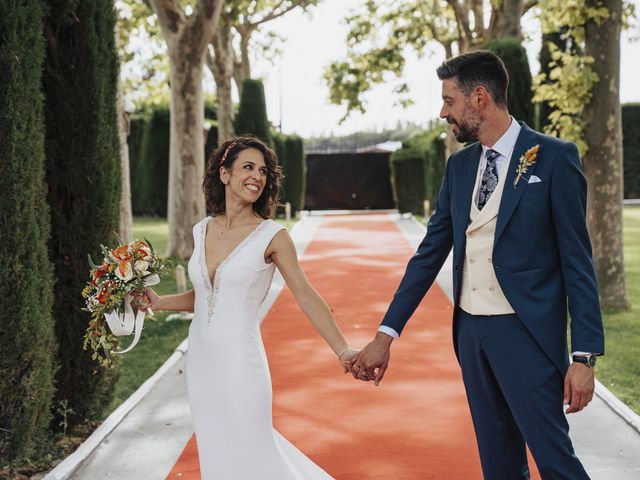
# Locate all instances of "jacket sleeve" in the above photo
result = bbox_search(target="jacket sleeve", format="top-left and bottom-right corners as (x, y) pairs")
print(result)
(380, 155), (455, 335)
(550, 142), (605, 354)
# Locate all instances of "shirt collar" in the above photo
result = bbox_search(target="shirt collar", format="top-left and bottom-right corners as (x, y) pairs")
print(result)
(481, 116), (521, 158)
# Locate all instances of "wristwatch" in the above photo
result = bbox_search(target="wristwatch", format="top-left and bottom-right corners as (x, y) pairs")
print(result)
(572, 353), (597, 368)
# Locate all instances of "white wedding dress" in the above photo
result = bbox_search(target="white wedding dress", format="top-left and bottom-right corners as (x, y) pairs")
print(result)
(186, 216), (334, 480)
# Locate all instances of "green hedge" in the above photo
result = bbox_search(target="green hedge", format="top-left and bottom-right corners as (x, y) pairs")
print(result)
(42, 0), (121, 427)
(623, 103), (640, 198)
(0, 0), (57, 464)
(136, 108), (170, 216)
(409, 126), (447, 207)
(129, 108), (218, 216)
(235, 79), (271, 146)
(204, 120), (219, 163)
(128, 113), (146, 214)
(283, 135), (306, 212)
(272, 132), (306, 213)
(390, 125), (447, 214)
(272, 132), (288, 202)
(390, 146), (426, 214)
(483, 37), (534, 126)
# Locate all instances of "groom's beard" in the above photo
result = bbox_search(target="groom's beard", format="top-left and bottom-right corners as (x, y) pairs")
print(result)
(447, 116), (479, 143)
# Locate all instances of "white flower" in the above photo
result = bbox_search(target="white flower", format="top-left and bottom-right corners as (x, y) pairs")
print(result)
(137, 244), (152, 260)
(115, 261), (134, 282)
(134, 260), (150, 275)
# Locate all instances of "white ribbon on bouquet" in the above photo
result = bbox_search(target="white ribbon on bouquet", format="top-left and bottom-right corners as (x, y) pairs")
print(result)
(104, 273), (160, 354)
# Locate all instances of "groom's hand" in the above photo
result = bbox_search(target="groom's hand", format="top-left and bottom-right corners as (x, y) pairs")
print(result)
(350, 332), (393, 386)
(563, 363), (595, 414)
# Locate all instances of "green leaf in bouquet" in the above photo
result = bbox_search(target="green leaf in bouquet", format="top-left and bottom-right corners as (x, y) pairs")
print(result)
(88, 253), (98, 269)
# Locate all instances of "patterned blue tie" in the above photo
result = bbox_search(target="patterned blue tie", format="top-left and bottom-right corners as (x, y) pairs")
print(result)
(478, 149), (500, 210)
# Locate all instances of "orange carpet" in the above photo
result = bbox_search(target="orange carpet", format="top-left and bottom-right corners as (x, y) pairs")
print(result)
(167, 214), (540, 479)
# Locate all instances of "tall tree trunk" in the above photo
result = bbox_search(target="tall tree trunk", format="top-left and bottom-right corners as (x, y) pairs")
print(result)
(233, 25), (252, 95)
(150, 0), (223, 259)
(117, 77), (133, 242)
(488, 0), (524, 40)
(166, 47), (207, 258)
(583, 0), (628, 309)
(207, 19), (235, 144)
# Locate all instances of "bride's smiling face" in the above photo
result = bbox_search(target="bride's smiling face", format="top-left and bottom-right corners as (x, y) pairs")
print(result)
(221, 148), (268, 203)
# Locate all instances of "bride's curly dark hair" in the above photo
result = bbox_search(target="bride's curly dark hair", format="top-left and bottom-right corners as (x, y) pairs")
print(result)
(203, 136), (282, 219)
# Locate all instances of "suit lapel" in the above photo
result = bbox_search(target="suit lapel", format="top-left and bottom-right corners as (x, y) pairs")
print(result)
(453, 143), (482, 239)
(494, 123), (539, 243)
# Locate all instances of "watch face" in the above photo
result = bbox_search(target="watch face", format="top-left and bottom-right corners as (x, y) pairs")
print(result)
(587, 355), (597, 367)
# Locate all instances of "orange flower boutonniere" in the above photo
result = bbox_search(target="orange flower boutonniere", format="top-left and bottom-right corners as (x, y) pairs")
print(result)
(514, 144), (540, 188)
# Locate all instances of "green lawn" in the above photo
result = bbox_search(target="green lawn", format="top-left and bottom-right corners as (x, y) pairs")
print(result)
(598, 205), (640, 412)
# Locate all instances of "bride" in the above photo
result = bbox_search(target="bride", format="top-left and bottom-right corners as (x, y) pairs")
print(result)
(140, 136), (358, 479)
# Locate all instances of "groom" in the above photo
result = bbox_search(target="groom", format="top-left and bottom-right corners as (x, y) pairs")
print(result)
(350, 50), (604, 479)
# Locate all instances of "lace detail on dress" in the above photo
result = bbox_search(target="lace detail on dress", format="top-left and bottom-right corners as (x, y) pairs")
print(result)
(259, 267), (277, 307)
(197, 217), (214, 317)
(201, 218), (271, 323)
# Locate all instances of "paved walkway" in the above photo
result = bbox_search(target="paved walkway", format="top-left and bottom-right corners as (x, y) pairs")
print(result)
(52, 214), (640, 479)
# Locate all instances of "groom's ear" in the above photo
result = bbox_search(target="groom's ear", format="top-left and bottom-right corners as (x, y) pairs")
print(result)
(471, 85), (490, 110)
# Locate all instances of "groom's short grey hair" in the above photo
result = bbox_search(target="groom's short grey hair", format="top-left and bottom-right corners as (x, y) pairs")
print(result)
(436, 50), (509, 108)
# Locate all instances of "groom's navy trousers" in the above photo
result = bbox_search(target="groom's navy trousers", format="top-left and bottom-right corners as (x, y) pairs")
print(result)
(381, 123), (604, 479)
(456, 308), (588, 479)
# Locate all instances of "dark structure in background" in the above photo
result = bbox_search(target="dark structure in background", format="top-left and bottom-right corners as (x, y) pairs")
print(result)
(305, 152), (394, 210)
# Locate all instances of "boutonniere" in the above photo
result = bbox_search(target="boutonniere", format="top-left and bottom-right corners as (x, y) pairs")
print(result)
(514, 144), (540, 188)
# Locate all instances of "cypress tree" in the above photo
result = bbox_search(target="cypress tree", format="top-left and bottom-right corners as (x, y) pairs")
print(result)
(42, 0), (121, 427)
(137, 107), (170, 216)
(622, 104), (640, 198)
(482, 37), (534, 126)
(235, 79), (271, 145)
(272, 132), (288, 204)
(0, 0), (57, 464)
(283, 135), (306, 213)
(128, 112), (146, 215)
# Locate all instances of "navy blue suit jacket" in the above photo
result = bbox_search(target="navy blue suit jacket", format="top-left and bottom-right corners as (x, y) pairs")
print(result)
(381, 122), (605, 375)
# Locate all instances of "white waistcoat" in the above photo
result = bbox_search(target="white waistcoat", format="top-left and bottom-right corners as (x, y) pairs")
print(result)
(459, 160), (515, 315)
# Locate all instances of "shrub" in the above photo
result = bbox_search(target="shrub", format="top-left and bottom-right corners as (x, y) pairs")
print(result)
(0, 0), (57, 464)
(283, 135), (306, 213)
(235, 79), (271, 146)
(136, 107), (170, 216)
(272, 131), (288, 203)
(408, 126), (447, 207)
(622, 103), (640, 199)
(390, 147), (426, 214)
(128, 113), (146, 214)
(390, 124), (447, 214)
(483, 37), (535, 126)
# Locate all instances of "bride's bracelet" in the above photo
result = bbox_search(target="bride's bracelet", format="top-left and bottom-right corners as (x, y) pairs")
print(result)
(337, 347), (351, 360)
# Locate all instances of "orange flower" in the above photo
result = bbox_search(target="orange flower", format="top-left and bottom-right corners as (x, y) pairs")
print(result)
(112, 245), (132, 261)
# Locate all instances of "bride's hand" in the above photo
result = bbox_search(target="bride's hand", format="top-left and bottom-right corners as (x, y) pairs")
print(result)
(133, 287), (160, 312)
(338, 347), (360, 374)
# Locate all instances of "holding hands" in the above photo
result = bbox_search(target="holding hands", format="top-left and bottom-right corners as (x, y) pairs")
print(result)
(346, 332), (393, 386)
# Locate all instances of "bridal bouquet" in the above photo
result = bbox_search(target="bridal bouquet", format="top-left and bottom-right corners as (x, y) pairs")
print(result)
(82, 238), (168, 367)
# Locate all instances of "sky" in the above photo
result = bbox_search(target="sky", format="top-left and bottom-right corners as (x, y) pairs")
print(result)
(234, 0), (640, 138)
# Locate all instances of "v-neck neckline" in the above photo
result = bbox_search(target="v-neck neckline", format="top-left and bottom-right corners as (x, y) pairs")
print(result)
(202, 216), (268, 286)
